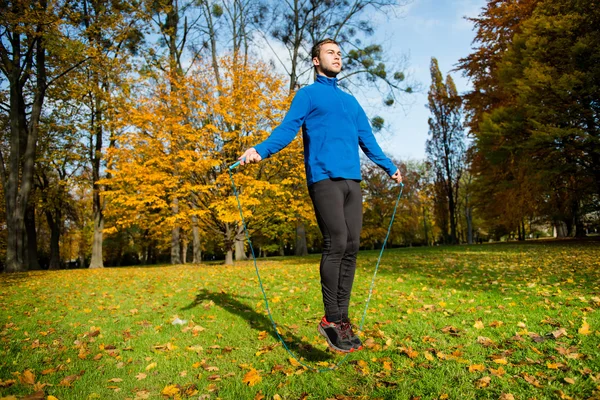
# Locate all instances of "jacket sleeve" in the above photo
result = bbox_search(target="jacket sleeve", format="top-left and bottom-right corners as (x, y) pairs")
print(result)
(254, 90), (310, 159)
(356, 103), (397, 176)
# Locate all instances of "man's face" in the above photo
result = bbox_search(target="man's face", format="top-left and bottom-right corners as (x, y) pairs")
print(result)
(313, 43), (342, 78)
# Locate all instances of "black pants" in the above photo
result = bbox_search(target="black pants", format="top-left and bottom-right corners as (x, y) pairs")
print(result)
(309, 179), (362, 323)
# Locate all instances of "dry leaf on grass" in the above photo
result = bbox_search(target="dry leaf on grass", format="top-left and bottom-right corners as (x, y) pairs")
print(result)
(242, 368), (261, 386)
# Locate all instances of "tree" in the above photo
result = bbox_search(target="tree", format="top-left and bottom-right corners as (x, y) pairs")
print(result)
(103, 57), (300, 265)
(459, 0), (599, 238)
(0, 0), (90, 272)
(426, 58), (466, 244)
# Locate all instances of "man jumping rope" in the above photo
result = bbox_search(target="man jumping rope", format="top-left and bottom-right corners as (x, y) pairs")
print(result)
(239, 38), (403, 353)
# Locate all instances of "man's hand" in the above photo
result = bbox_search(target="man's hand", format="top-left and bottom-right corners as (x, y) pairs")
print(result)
(391, 169), (403, 184)
(239, 148), (262, 165)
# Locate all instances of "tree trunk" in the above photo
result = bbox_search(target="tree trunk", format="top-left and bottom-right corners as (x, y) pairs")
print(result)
(2, 8), (47, 272)
(224, 223), (234, 265)
(45, 209), (61, 270)
(89, 206), (104, 268)
(25, 203), (40, 269)
(294, 221), (308, 256)
(465, 205), (473, 244)
(235, 224), (247, 261)
(181, 238), (188, 264)
(422, 206), (429, 246)
(171, 198), (181, 264)
(192, 215), (201, 264)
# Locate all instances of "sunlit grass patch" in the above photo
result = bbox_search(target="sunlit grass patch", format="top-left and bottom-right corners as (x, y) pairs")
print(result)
(1, 241), (599, 399)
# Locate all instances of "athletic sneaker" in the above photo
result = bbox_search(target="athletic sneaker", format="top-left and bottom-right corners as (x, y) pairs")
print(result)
(318, 316), (355, 353)
(341, 317), (363, 350)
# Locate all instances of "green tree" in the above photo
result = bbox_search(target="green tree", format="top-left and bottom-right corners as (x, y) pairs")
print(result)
(426, 58), (466, 245)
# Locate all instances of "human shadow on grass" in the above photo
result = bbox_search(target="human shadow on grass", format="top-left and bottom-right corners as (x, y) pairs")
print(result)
(182, 288), (333, 362)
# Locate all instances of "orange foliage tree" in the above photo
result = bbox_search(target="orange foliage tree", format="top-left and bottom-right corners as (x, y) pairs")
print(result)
(104, 57), (310, 264)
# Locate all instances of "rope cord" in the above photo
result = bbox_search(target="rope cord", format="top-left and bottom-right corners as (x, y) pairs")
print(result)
(228, 168), (404, 372)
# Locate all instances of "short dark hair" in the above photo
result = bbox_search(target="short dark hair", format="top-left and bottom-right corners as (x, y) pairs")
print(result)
(311, 38), (339, 59)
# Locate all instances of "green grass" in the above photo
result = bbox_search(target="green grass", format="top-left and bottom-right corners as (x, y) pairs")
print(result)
(1, 241), (599, 399)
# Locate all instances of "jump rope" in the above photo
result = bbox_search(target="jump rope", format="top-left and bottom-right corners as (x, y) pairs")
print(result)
(228, 159), (404, 372)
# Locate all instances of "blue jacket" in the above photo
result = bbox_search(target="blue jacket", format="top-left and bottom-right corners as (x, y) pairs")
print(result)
(254, 75), (397, 186)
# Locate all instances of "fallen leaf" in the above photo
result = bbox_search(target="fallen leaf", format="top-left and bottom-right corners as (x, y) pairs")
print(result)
(499, 394), (515, 400)
(242, 368), (261, 386)
(108, 378), (123, 383)
(523, 373), (542, 388)
(550, 328), (567, 339)
(21, 391), (44, 400)
(441, 326), (460, 336)
(257, 331), (268, 340)
(161, 384), (180, 398)
(135, 373), (146, 380)
(133, 390), (151, 400)
(468, 364), (486, 373)
(145, 362), (157, 371)
(474, 320), (484, 330)
(564, 377), (575, 384)
(578, 320), (591, 335)
(490, 367), (506, 377)
(475, 376), (491, 388)
(288, 358), (301, 367)
(0, 379), (16, 387)
(477, 336), (494, 347)
(59, 374), (80, 387)
(254, 391), (265, 400)
(20, 370), (35, 385)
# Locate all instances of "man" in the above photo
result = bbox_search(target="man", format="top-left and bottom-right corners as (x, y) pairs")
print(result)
(239, 38), (402, 353)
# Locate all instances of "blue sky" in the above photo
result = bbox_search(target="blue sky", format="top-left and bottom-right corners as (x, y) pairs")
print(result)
(358, 0), (487, 161)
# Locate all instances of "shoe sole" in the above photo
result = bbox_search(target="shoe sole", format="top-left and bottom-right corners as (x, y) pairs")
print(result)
(317, 324), (354, 353)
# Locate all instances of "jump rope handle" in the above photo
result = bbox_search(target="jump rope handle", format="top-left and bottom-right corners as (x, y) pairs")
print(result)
(229, 158), (245, 171)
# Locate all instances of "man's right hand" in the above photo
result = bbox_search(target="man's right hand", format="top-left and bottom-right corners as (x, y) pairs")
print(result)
(239, 148), (262, 165)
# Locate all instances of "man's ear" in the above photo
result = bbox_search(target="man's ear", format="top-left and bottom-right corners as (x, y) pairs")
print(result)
(312, 56), (320, 67)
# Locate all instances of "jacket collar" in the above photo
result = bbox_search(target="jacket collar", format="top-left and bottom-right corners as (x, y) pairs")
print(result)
(316, 74), (338, 87)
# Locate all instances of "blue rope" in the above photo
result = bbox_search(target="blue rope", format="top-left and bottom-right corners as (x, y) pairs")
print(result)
(228, 166), (404, 372)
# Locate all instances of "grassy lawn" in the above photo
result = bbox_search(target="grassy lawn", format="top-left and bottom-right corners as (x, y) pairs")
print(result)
(1, 241), (599, 400)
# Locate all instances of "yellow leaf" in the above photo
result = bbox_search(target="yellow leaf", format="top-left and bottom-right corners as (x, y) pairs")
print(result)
(20, 370), (35, 385)
(47, 396), (59, 400)
(579, 320), (591, 335)
(257, 331), (268, 340)
(491, 367), (506, 377)
(135, 373), (146, 380)
(242, 368), (261, 386)
(383, 361), (392, 371)
(424, 351), (434, 361)
(288, 358), (301, 367)
(474, 320), (484, 330)
(145, 362), (157, 371)
(564, 377), (575, 385)
(493, 358), (508, 365)
(161, 384), (180, 397)
(475, 376), (491, 388)
(468, 364), (486, 372)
